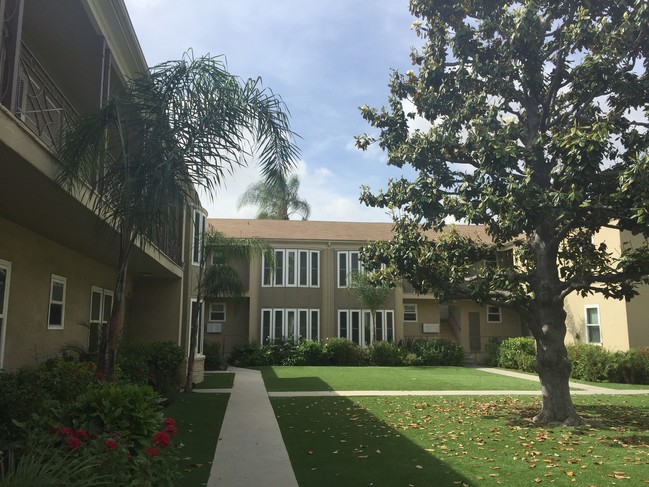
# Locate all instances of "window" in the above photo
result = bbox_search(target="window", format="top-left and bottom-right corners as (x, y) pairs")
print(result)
(263, 308), (320, 343)
(0, 260), (11, 369)
(337, 251), (362, 288)
(487, 306), (501, 323)
(338, 309), (394, 345)
(192, 209), (206, 265)
(585, 305), (601, 344)
(403, 303), (418, 322)
(209, 302), (226, 322)
(48, 275), (66, 329)
(189, 299), (204, 354)
(262, 249), (320, 288)
(89, 286), (113, 352)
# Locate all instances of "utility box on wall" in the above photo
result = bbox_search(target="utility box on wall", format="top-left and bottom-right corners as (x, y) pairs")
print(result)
(423, 323), (440, 334)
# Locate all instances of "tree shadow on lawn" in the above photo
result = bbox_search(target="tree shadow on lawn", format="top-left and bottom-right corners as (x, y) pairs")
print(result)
(258, 366), (335, 392)
(273, 395), (474, 487)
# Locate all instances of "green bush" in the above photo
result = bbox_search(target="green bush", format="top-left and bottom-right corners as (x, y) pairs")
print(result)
(567, 343), (611, 382)
(285, 340), (325, 366)
(497, 337), (536, 372)
(608, 348), (649, 384)
(417, 339), (465, 366)
(484, 339), (502, 367)
(119, 342), (184, 402)
(204, 342), (225, 370)
(228, 341), (266, 367)
(323, 338), (363, 366)
(404, 352), (421, 366)
(369, 341), (404, 366)
(263, 338), (297, 366)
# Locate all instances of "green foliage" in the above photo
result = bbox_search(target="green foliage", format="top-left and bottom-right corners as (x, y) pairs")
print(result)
(204, 342), (225, 370)
(497, 338), (536, 372)
(608, 348), (649, 385)
(567, 344), (612, 382)
(323, 338), (365, 366)
(119, 341), (184, 402)
(417, 339), (465, 366)
(228, 341), (266, 367)
(369, 341), (405, 366)
(285, 341), (325, 366)
(485, 339), (502, 367)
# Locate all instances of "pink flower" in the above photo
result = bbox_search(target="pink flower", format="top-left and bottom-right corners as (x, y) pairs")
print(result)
(152, 431), (170, 448)
(163, 417), (175, 427)
(67, 437), (81, 451)
(73, 429), (90, 441)
(145, 447), (161, 457)
(55, 427), (74, 437)
(164, 424), (177, 437)
(104, 439), (118, 450)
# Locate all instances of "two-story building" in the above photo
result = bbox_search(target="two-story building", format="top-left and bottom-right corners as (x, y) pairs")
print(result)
(0, 0), (203, 371)
(203, 218), (526, 360)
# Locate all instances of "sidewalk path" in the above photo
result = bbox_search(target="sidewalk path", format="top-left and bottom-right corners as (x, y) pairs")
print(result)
(206, 367), (298, 487)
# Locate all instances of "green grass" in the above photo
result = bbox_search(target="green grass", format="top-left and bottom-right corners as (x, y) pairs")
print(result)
(259, 366), (542, 391)
(165, 392), (230, 487)
(273, 394), (649, 486)
(194, 372), (235, 389)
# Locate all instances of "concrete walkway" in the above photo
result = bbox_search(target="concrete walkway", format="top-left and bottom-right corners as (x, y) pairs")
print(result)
(202, 366), (649, 486)
(206, 367), (298, 487)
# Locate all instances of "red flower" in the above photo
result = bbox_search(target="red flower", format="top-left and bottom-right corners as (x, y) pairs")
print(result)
(145, 447), (161, 457)
(163, 417), (175, 427)
(164, 424), (177, 437)
(55, 427), (74, 437)
(104, 439), (118, 450)
(73, 429), (90, 441)
(67, 437), (81, 451)
(152, 431), (170, 448)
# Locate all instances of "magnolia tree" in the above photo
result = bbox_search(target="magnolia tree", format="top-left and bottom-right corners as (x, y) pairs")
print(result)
(357, 0), (649, 424)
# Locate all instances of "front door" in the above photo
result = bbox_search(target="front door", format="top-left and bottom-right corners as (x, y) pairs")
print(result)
(469, 312), (481, 353)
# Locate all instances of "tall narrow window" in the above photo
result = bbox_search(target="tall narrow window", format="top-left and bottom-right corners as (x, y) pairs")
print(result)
(299, 250), (309, 286)
(273, 309), (285, 340)
(338, 310), (348, 339)
(286, 309), (297, 339)
(375, 310), (384, 342)
(310, 309), (320, 341)
(310, 251), (319, 287)
(48, 275), (66, 329)
(350, 310), (362, 346)
(385, 310), (395, 342)
(585, 305), (601, 344)
(0, 260), (11, 368)
(261, 309), (272, 343)
(286, 250), (297, 287)
(274, 250), (285, 286)
(338, 252), (348, 288)
(298, 309), (308, 339)
(192, 209), (205, 265)
(189, 299), (204, 354)
(262, 253), (272, 287)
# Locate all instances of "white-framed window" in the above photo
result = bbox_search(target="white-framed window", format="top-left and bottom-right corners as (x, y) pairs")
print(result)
(209, 302), (226, 322)
(89, 286), (113, 350)
(487, 306), (502, 323)
(262, 249), (320, 288)
(338, 309), (394, 345)
(261, 308), (320, 343)
(192, 208), (206, 265)
(585, 305), (601, 344)
(403, 303), (418, 322)
(48, 275), (66, 329)
(0, 259), (12, 369)
(337, 251), (362, 288)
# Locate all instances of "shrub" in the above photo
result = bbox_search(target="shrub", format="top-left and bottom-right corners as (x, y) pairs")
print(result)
(417, 339), (465, 366)
(285, 340), (324, 366)
(369, 341), (404, 366)
(323, 338), (363, 366)
(404, 352), (421, 366)
(204, 342), (225, 370)
(567, 343), (611, 382)
(608, 348), (649, 384)
(263, 338), (297, 366)
(228, 341), (266, 367)
(497, 337), (536, 372)
(484, 339), (502, 367)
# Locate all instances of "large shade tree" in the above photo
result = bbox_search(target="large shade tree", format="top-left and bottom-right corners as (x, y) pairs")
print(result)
(58, 53), (299, 379)
(357, 0), (649, 425)
(237, 173), (311, 220)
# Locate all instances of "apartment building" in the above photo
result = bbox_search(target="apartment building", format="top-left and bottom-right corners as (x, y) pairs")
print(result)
(0, 0), (201, 370)
(204, 218), (525, 359)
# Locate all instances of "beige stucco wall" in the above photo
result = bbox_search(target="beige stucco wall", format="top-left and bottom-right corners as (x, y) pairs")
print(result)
(203, 297), (250, 357)
(0, 217), (121, 370)
(127, 276), (183, 344)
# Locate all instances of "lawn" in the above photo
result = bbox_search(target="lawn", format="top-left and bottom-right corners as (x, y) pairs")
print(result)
(165, 392), (230, 487)
(259, 366), (542, 391)
(194, 372), (235, 389)
(273, 394), (649, 486)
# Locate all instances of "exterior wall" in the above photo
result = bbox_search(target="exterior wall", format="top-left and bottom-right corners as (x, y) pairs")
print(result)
(626, 283), (649, 349)
(0, 217), (121, 369)
(127, 276), (183, 344)
(203, 297), (250, 357)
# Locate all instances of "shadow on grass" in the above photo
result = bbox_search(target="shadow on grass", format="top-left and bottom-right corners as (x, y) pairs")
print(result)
(257, 366), (334, 391)
(261, 366), (472, 486)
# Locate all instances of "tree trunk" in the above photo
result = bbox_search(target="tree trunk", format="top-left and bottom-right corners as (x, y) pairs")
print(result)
(184, 294), (202, 392)
(99, 226), (133, 381)
(369, 310), (376, 346)
(529, 301), (584, 425)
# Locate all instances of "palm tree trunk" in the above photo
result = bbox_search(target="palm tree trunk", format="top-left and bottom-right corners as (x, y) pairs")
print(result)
(184, 290), (202, 392)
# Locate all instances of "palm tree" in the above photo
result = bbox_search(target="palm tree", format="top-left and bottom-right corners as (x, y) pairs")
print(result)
(347, 271), (391, 345)
(57, 53), (299, 379)
(185, 228), (273, 391)
(237, 173), (311, 220)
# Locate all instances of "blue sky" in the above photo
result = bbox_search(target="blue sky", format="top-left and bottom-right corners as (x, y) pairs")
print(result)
(123, 0), (420, 222)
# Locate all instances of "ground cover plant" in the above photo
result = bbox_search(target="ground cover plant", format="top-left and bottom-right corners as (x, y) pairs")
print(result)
(164, 392), (229, 487)
(259, 366), (541, 392)
(273, 394), (649, 486)
(193, 373), (235, 390)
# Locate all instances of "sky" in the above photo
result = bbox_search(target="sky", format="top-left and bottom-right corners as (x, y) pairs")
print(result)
(122, 0), (421, 222)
